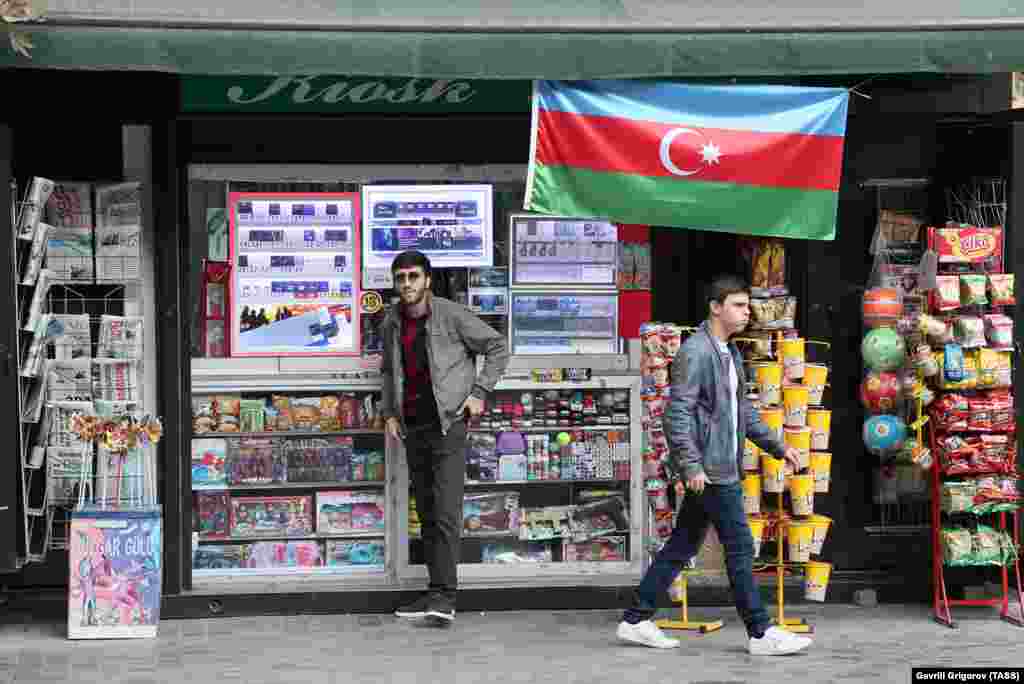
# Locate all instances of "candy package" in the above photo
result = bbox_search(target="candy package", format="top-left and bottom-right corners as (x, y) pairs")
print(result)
(954, 317), (985, 348)
(933, 276), (961, 312)
(988, 389), (1015, 432)
(272, 395), (293, 431)
(984, 314), (1014, 350)
(988, 273), (1015, 306)
(930, 393), (969, 432)
(749, 297), (796, 330)
(941, 482), (976, 514)
(959, 274), (988, 306)
(319, 396), (341, 431)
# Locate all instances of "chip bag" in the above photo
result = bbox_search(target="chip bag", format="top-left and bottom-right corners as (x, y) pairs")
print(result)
(959, 274), (988, 307)
(955, 316), (985, 348)
(988, 273), (1015, 306)
(933, 276), (961, 312)
(942, 527), (973, 566)
(984, 313), (1013, 350)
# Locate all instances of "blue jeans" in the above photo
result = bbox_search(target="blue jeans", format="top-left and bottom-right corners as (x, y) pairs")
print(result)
(623, 482), (770, 638)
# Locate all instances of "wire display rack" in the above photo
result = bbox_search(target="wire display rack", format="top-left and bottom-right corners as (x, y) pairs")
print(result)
(11, 178), (150, 567)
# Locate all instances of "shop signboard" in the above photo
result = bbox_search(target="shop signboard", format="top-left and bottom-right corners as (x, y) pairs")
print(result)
(181, 76), (531, 114)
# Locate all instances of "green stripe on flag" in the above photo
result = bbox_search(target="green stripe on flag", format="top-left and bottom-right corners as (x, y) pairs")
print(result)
(527, 164), (838, 240)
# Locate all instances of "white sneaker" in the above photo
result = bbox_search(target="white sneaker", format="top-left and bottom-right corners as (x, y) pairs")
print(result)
(617, 620), (680, 649)
(747, 626), (812, 656)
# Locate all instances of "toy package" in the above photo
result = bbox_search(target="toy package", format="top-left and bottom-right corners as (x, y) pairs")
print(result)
(466, 433), (498, 482)
(230, 495), (313, 538)
(243, 541), (322, 569)
(229, 437), (286, 485)
(193, 544), (245, 570)
(316, 491), (385, 536)
(196, 492), (230, 540)
(482, 542), (552, 564)
(286, 436), (354, 483)
(563, 535), (627, 562)
(570, 495), (629, 542)
(325, 540), (385, 567)
(519, 506), (574, 541)
(191, 438), (227, 489)
(462, 491), (520, 537)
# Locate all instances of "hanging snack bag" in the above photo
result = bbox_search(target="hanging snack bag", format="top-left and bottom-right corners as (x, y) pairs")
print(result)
(967, 395), (994, 432)
(319, 396), (341, 431)
(973, 525), (1003, 566)
(990, 390), (1015, 432)
(749, 297), (796, 330)
(943, 344), (965, 383)
(984, 314), (1014, 350)
(933, 276), (961, 312)
(941, 527), (973, 566)
(959, 274), (988, 307)
(272, 395), (294, 431)
(955, 317), (986, 348)
(988, 273), (1015, 306)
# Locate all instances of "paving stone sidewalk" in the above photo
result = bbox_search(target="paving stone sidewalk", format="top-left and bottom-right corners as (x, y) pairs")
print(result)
(0, 603), (1020, 684)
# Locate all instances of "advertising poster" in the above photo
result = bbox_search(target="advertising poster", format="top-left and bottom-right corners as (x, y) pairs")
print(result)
(361, 184), (493, 289)
(510, 292), (619, 355)
(229, 193), (361, 356)
(68, 509), (162, 639)
(510, 216), (617, 287)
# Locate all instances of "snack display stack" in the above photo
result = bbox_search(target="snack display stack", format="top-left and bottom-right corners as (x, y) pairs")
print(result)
(919, 224), (1023, 628)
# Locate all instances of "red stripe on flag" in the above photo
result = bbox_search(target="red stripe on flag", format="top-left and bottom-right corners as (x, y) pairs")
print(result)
(536, 110), (844, 192)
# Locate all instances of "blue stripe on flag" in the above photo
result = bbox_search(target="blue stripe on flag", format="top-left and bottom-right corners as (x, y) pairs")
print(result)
(537, 80), (849, 138)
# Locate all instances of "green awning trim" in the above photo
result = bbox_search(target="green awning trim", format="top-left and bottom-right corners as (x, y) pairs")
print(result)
(4, 25), (1024, 78)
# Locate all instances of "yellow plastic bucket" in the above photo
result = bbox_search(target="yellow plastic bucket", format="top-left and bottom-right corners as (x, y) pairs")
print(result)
(784, 427), (812, 470)
(742, 474), (762, 514)
(761, 455), (786, 494)
(781, 338), (806, 382)
(804, 560), (832, 602)
(808, 515), (832, 555)
(783, 385), (810, 428)
(807, 409), (832, 451)
(789, 474), (815, 516)
(748, 516), (766, 558)
(760, 407), (785, 443)
(810, 452), (832, 493)
(743, 440), (761, 471)
(804, 364), (829, 405)
(754, 363), (783, 406)
(786, 522), (814, 562)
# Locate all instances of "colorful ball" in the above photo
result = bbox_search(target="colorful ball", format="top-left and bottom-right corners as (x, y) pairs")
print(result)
(860, 371), (902, 414)
(863, 415), (907, 454)
(556, 432), (572, 446)
(861, 327), (906, 372)
(862, 287), (903, 328)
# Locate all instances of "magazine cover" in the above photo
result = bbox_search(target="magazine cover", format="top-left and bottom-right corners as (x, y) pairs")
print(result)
(325, 540), (385, 567)
(45, 182), (93, 229)
(562, 535), (627, 563)
(316, 491), (385, 536)
(193, 544), (245, 571)
(196, 492), (230, 540)
(68, 509), (162, 639)
(191, 439), (227, 489)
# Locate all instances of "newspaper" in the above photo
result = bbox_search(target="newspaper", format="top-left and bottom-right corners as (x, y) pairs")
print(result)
(22, 374), (46, 423)
(46, 401), (94, 448)
(46, 360), (93, 402)
(45, 182), (92, 229)
(91, 359), (140, 402)
(48, 314), (91, 361)
(97, 315), (143, 359)
(20, 314), (51, 378)
(95, 182), (141, 281)
(22, 269), (52, 332)
(46, 225), (94, 281)
(20, 221), (51, 286)
(15, 177), (55, 242)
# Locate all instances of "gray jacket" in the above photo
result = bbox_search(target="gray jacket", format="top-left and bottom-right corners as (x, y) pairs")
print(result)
(665, 321), (785, 484)
(380, 294), (510, 435)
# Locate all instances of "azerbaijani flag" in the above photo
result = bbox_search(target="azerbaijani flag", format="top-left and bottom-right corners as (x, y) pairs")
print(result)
(525, 80), (849, 241)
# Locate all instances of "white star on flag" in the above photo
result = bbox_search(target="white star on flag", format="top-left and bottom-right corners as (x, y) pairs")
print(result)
(700, 142), (722, 165)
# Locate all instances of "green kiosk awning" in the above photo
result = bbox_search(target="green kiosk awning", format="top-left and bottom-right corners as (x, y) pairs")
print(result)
(5, 1), (1024, 77)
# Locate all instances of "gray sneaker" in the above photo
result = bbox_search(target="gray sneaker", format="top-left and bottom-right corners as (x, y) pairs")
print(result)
(395, 594), (434, 618)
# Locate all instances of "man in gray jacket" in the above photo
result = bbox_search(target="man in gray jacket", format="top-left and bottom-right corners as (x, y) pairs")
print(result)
(617, 274), (812, 655)
(382, 251), (510, 624)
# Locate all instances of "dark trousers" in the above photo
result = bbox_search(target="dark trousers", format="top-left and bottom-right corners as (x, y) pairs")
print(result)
(623, 482), (770, 638)
(405, 420), (467, 602)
